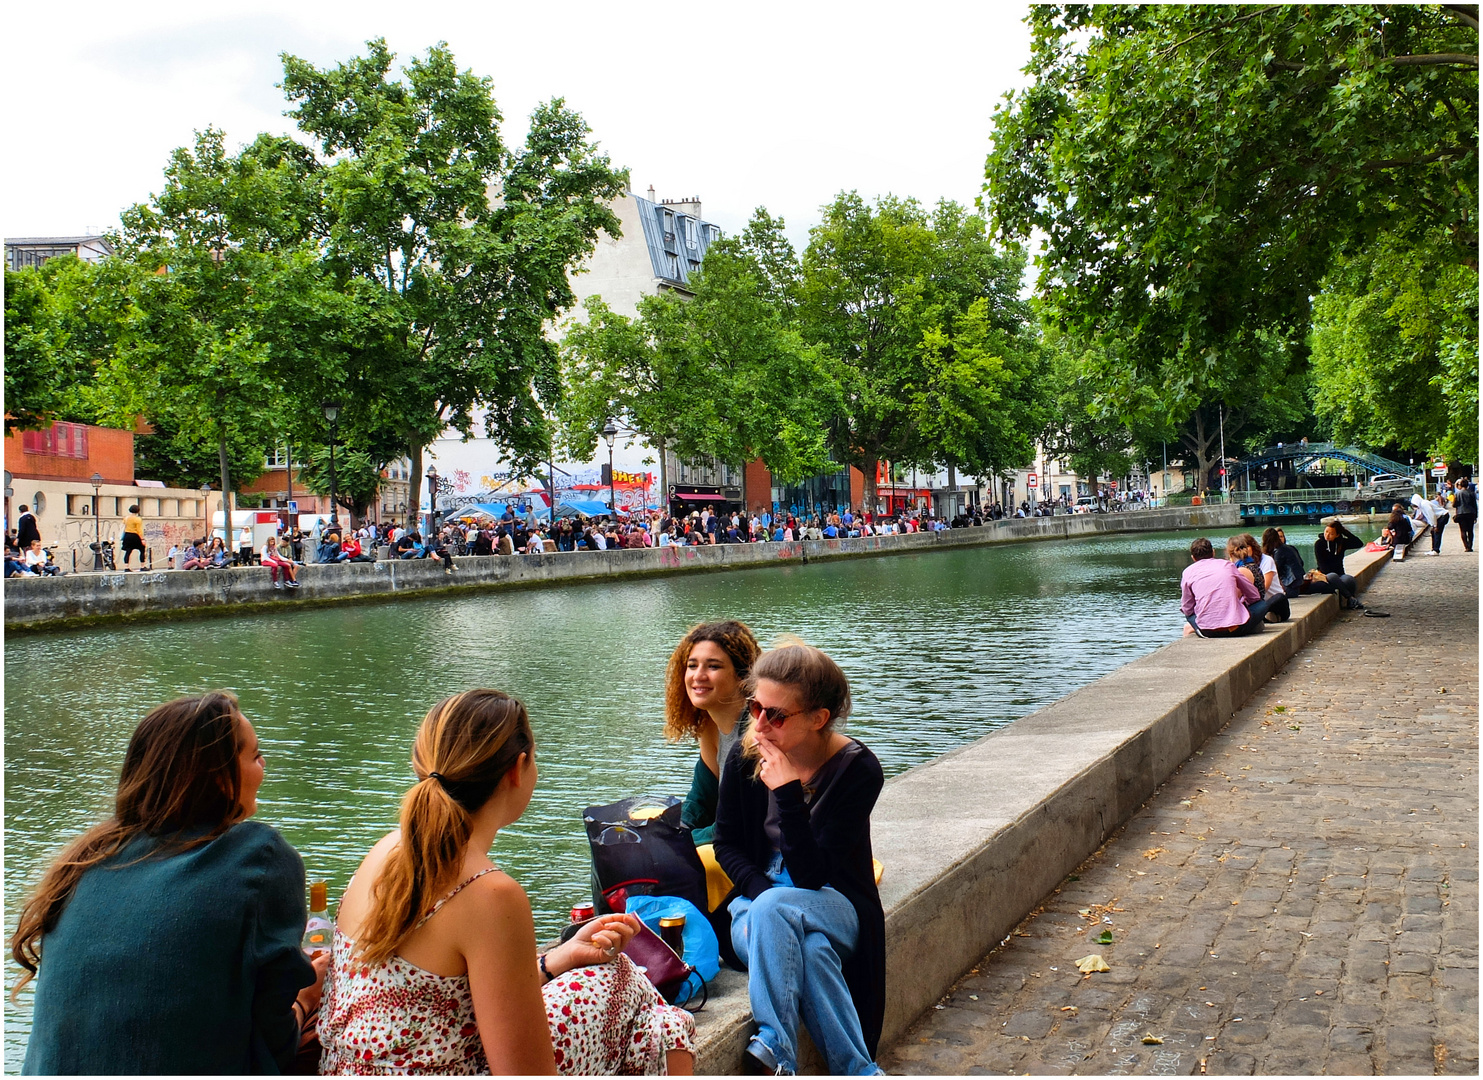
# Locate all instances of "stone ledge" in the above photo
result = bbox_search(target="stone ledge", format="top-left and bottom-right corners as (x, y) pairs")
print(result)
(690, 544), (1389, 1073)
(4, 505), (1238, 632)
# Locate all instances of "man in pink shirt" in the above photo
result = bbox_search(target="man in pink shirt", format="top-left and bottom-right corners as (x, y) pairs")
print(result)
(1180, 537), (1271, 636)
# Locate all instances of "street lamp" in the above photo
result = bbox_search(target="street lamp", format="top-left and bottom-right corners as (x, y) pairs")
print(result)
(426, 466), (440, 536)
(90, 472), (104, 570)
(322, 400), (341, 528)
(602, 419), (618, 516)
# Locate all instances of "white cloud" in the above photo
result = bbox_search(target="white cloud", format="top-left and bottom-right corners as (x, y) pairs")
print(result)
(3, 0), (1033, 247)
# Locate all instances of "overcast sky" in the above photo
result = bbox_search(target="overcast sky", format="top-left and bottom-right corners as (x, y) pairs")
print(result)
(4, 0), (1033, 249)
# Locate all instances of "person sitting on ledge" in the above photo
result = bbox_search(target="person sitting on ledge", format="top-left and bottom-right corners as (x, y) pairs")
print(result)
(318, 690), (695, 1075)
(1305, 520), (1365, 610)
(181, 538), (209, 571)
(11, 692), (326, 1074)
(1180, 536), (1272, 637)
(1380, 504), (1414, 550)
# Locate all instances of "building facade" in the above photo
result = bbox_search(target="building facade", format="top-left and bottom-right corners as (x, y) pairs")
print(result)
(6, 235), (114, 272)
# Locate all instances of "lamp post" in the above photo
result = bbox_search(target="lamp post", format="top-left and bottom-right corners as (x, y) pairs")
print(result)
(603, 419), (618, 517)
(90, 472), (104, 570)
(426, 466), (440, 537)
(322, 400), (341, 528)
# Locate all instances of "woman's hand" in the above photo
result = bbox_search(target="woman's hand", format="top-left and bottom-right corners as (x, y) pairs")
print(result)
(755, 736), (802, 790)
(549, 913), (640, 973)
(296, 950), (331, 1018)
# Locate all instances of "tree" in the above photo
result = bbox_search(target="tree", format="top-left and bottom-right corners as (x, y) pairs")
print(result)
(1311, 232), (1479, 464)
(104, 128), (325, 510)
(556, 296), (696, 498)
(3, 256), (137, 433)
(987, 5), (1477, 470)
(296, 445), (386, 522)
(798, 193), (1035, 509)
(912, 297), (1045, 491)
(279, 40), (627, 517)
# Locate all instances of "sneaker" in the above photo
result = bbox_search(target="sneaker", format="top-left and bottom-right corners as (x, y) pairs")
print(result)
(286, 580), (300, 588)
(1431, 550), (1441, 556)
(273, 581), (283, 589)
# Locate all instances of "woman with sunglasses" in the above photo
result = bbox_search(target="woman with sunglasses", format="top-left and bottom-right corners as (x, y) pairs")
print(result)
(713, 643), (886, 1076)
(664, 621), (762, 846)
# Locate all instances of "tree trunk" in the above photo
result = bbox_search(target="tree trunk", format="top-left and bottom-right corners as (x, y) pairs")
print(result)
(656, 436), (668, 518)
(408, 441), (424, 534)
(218, 432), (233, 542)
(863, 457), (879, 516)
(1183, 410), (1217, 496)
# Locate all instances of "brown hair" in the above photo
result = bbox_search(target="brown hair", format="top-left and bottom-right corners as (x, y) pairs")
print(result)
(1236, 533), (1262, 559)
(663, 621), (761, 742)
(355, 690), (533, 965)
(1189, 537), (1214, 560)
(740, 640), (853, 773)
(11, 692), (246, 1000)
(1261, 527), (1282, 556)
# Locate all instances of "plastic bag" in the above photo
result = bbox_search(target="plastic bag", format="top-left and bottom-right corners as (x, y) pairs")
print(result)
(625, 894), (719, 1007)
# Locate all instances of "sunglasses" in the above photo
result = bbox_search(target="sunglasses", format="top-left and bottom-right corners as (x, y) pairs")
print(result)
(746, 698), (812, 726)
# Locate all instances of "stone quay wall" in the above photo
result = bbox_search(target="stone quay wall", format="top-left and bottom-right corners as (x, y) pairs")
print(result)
(689, 544), (1392, 1073)
(3, 504), (1238, 633)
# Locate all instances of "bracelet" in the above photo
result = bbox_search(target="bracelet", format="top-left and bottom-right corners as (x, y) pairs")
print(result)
(538, 952), (553, 983)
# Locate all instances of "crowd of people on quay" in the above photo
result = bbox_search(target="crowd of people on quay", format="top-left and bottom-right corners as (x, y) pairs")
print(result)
(12, 627), (887, 1076)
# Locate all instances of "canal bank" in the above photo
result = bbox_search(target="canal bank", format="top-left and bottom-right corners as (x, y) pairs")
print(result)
(690, 542), (1394, 1073)
(3, 504), (1237, 633)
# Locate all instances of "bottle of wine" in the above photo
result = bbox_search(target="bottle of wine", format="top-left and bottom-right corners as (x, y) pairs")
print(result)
(302, 881), (332, 957)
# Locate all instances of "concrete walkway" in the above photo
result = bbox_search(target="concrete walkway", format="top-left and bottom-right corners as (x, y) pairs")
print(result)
(882, 545), (1478, 1076)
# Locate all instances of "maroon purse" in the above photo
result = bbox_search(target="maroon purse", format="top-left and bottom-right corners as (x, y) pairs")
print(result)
(623, 920), (701, 1006)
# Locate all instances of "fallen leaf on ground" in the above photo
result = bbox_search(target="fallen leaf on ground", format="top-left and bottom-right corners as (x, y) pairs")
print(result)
(1143, 1034), (1164, 1045)
(1075, 954), (1110, 974)
(1143, 847), (1166, 860)
(1060, 1006), (1078, 1013)
(1097, 930), (1114, 944)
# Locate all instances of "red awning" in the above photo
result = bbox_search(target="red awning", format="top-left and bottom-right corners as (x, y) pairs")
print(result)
(673, 493), (727, 501)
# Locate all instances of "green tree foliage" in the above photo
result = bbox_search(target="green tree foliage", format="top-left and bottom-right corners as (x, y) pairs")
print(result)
(558, 240), (836, 499)
(3, 257), (137, 433)
(105, 128), (327, 504)
(798, 193), (1038, 506)
(295, 444), (386, 522)
(280, 39), (627, 514)
(1312, 233), (1479, 464)
(987, 5), (1478, 471)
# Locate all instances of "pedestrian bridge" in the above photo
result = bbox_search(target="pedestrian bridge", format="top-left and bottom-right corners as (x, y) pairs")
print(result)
(1233, 442), (1412, 483)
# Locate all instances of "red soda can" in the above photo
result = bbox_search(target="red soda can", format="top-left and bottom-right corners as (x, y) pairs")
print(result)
(570, 902), (595, 923)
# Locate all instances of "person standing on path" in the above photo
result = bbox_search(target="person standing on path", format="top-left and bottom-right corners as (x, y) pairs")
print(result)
(1452, 478), (1476, 552)
(15, 505), (40, 548)
(120, 504), (146, 570)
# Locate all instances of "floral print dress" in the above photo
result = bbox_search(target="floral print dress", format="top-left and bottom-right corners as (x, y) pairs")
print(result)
(318, 868), (695, 1075)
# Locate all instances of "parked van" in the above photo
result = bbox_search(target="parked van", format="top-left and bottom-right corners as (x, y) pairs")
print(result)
(211, 510), (280, 555)
(1073, 496), (1102, 513)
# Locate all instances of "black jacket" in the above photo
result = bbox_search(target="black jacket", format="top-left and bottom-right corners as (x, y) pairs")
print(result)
(713, 738), (887, 1056)
(1274, 543), (1306, 591)
(1455, 486), (1478, 517)
(1315, 524), (1363, 577)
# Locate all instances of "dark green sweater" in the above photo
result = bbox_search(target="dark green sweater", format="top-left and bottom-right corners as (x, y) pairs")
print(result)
(681, 756), (720, 844)
(23, 820), (314, 1075)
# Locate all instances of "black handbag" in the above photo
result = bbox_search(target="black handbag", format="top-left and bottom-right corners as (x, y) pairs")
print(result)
(583, 796), (708, 915)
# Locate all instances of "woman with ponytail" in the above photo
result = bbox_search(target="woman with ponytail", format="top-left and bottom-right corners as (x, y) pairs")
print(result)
(318, 690), (695, 1075)
(12, 692), (324, 1074)
(712, 643), (886, 1076)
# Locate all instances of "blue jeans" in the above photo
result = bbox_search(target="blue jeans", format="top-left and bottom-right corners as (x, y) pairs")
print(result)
(728, 859), (880, 1075)
(1186, 595), (1276, 636)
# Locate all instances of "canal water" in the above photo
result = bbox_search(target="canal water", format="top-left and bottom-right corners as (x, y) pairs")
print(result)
(3, 523), (1356, 1064)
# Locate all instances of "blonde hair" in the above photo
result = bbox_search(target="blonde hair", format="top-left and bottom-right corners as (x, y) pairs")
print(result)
(739, 639), (852, 774)
(355, 690), (533, 965)
(663, 621), (761, 742)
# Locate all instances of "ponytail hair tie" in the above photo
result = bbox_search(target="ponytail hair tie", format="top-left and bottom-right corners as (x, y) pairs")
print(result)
(428, 771), (451, 790)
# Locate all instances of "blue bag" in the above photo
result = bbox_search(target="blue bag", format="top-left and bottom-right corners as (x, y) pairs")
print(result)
(624, 894), (718, 1007)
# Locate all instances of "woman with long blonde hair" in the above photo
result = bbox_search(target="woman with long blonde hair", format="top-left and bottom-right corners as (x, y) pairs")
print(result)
(318, 689), (695, 1075)
(713, 643), (886, 1076)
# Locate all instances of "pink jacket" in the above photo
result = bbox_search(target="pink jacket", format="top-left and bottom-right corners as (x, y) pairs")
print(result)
(1180, 557), (1260, 630)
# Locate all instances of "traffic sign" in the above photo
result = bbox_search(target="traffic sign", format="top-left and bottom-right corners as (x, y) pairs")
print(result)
(1027, 473), (1038, 488)
(1431, 466), (1447, 477)
(287, 500), (299, 513)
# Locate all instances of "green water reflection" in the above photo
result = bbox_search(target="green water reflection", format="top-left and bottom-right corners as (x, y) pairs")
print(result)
(4, 524), (1363, 1066)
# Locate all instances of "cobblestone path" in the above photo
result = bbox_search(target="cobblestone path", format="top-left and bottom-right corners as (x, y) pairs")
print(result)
(882, 545), (1478, 1075)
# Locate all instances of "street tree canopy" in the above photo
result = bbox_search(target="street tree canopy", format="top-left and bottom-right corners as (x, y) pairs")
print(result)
(280, 38), (627, 515)
(987, 4), (1478, 466)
